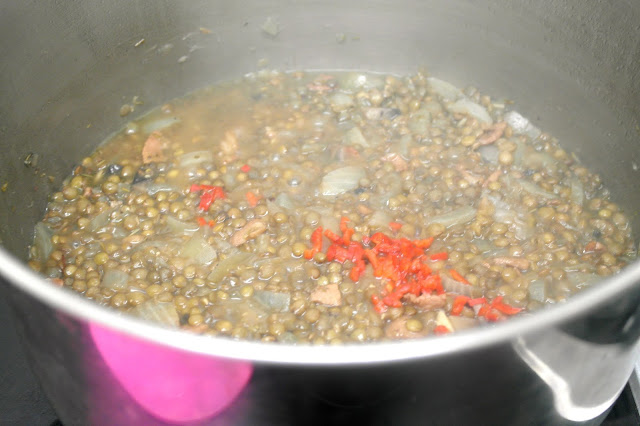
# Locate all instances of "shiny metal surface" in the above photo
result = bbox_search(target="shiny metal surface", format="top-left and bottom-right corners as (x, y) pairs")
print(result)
(1, 0), (640, 424)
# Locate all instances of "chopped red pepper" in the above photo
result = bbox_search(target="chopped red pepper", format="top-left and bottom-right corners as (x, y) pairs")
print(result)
(477, 304), (492, 318)
(339, 217), (355, 245)
(449, 269), (470, 285)
(300, 215), (490, 319)
(451, 295), (470, 316)
(371, 294), (387, 313)
(246, 191), (260, 207)
(414, 237), (434, 249)
(190, 184), (225, 211)
(434, 325), (451, 335)
(198, 190), (215, 211)
(197, 217), (207, 227)
(491, 296), (523, 315)
(485, 310), (502, 322)
(389, 222), (403, 232)
(303, 227), (324, 260)
(240, 164), (251, 173)
(430, 252), (448, 261)
(324, 229), (342, 244)
(467, 297), (487, 307)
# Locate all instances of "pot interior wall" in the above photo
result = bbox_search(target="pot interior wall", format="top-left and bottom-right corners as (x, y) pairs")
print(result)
(1, 0), (639, 259)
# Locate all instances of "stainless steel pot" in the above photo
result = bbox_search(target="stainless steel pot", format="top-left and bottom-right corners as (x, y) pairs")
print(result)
(1, 1), (640, 424)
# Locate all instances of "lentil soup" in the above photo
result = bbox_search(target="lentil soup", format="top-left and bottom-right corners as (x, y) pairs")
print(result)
(28, 70), (636, 343)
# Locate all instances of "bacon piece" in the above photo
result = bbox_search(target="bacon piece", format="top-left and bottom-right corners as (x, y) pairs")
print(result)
(474, 122), (507, 148)
(142, 131), (168, 163)
(310, 283), (342, 307)
(403, 293), (447, 310)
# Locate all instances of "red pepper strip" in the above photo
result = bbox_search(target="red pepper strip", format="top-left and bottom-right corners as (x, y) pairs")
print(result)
(491, 296), (523, 315)
(434, 325), (451, 335)
(343, 228), (354, 245)
(240, 164), (251, 173)
(246, 191), (260, 207)
(371, 294), (387, 313)
(198, 190), (215, 211)
(339, 216), (349, 233)
(363, 249), (379, 270)
(337, 217), (355, 245)
(467, 297), (487, 307)
(324, 229), (342, 244)
(370, 232), (391, 245)
(420, 274), (444, 294)
(208, 220), (215, 227)
(325, 244), (337, 262)
(414, 237), (434, 249)
(477, 304), (492, 318)
(382, 293), (403, 308)
(389, 222), (403, 232)
(349, 262), (365, 281)
(450, 269), (470, 285)
(191, 185), (226, 211)
(197, 217), (207, 227)
(304, 227), (324, 259)
(485, 311), (502, 322)
(328, 245), (351, 263)
(430, 252), (449, 261)
(310, 227), (323, 250)
(191, 184), (221, 193)
(451, 296), (470, 316)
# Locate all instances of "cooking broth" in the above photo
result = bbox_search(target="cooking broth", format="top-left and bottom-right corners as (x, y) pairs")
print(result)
(28, 70), (636, 342)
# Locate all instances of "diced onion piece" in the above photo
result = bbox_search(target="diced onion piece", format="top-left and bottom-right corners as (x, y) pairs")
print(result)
(180, 233), (217, 265)
(275, 193), (295, 210)
(504, 111), (541, 139)
(516, 179), (558, 200)
(427, 206), (476, 228)
(319, 212), (340, 235)
(528, 280), (546, 302)
(134, 301), (180, 327)
(320, 166), (366, 196)
(343, 126), (369, 147)
(207, 252), (254, 283)
(570, 177), (585, 206)
(427, 77), (464, 101)
(88, 209), (114, 232)
(566, 272), (600, 289)
(448, 316), (479, 331)
(367, 210), (392, 230)
(133, 182), (179, 195)
(254, 290), (291, 312)
(102, 269), (129, 291)
(436, 310), (455, 332)
(33, 222), (54, 263)
(448, 99), (493, 124)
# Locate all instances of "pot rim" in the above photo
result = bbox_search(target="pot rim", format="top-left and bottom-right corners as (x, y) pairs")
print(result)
(1, 245), (639, 365)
